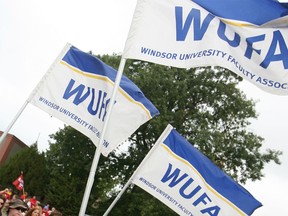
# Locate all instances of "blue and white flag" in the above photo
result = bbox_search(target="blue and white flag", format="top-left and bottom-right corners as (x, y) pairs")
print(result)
(123, 0), (288, 95)
(192, 0), (288, 26)
(29, 43), (159, 156)
(132, 124), (262, 216)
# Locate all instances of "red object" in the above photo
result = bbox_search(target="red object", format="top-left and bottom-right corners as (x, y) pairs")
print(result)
(21, 193), (26, 201)
(2, 191), (11, 200)
(12, 174), (24, 191)
(30, 196), (37, 208)
(42, 209), (50, 216)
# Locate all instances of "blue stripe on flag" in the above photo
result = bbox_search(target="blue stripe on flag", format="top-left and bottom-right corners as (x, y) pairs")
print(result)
(163, 128), (262, 215)
(62, 46), (159, 118)
(193, 0), (288, 25)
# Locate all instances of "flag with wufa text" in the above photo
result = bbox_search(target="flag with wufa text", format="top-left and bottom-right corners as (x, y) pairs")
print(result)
(29, 43), (159, 156)
(131, 124), (262, 216)
(13, 174), (24, 191)
(123, 0), (288, 95)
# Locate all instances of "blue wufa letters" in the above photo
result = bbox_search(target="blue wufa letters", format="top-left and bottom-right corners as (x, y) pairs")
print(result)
(162, 127), (262, 215)
(61, 45), (160, 123)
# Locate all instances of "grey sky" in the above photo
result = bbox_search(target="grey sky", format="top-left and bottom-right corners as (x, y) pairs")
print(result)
(0, 1), (287, 215)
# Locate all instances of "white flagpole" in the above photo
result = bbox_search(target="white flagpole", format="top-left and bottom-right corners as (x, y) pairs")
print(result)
(103, 124), (173, 216)
(78, 57), (127, 216)
(103, 172), (135, 216)
(0, 101), (29, 147)
(0, 43), (72, 149)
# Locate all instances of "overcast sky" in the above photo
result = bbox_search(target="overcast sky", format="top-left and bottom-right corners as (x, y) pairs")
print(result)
(0, 1), (287, 215)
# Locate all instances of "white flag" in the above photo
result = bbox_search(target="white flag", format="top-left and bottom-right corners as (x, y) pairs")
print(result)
(132, 124), (262, 216)
(29, 43), (159, 156)
(123, 0), (288, 95)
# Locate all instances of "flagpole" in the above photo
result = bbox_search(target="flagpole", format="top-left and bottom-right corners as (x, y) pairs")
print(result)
(78, 57), (127, 216)
(21, 171), (24, 197)
(0, 43), (72, 149)
(103, 173), (135, 216)
(0, 100), (29, 147)
(103, 125), (173, 215)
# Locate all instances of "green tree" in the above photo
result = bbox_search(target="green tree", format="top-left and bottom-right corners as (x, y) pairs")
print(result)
(44, 126), (92, 215)
(96, 56), (281, 215)
(0, 143), (48, 199)
(44, 126), (120, 215)
(100, 56), (282, 182)
(45, 55), (281, 215)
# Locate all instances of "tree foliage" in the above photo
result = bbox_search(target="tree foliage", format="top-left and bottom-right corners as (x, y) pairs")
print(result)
(48, 54), (281, 215)
(0, 54), (282, 216)
(100, 56), (282, 183)
(44, 125), (122, 215)
(0, 144), (48, 198)
(95, 55), (282, 215)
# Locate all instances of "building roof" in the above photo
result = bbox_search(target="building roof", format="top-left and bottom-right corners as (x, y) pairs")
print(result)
(0, 131), (28, 165)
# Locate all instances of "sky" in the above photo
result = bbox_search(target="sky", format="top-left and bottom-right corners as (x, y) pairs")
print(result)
(0, 1), (287, 215)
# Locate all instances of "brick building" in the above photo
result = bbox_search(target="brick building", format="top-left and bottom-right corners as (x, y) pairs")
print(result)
(0, 131), (28, 165)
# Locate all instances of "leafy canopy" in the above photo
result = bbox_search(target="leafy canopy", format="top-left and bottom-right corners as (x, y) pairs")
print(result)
(0, 55), (282, 215)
